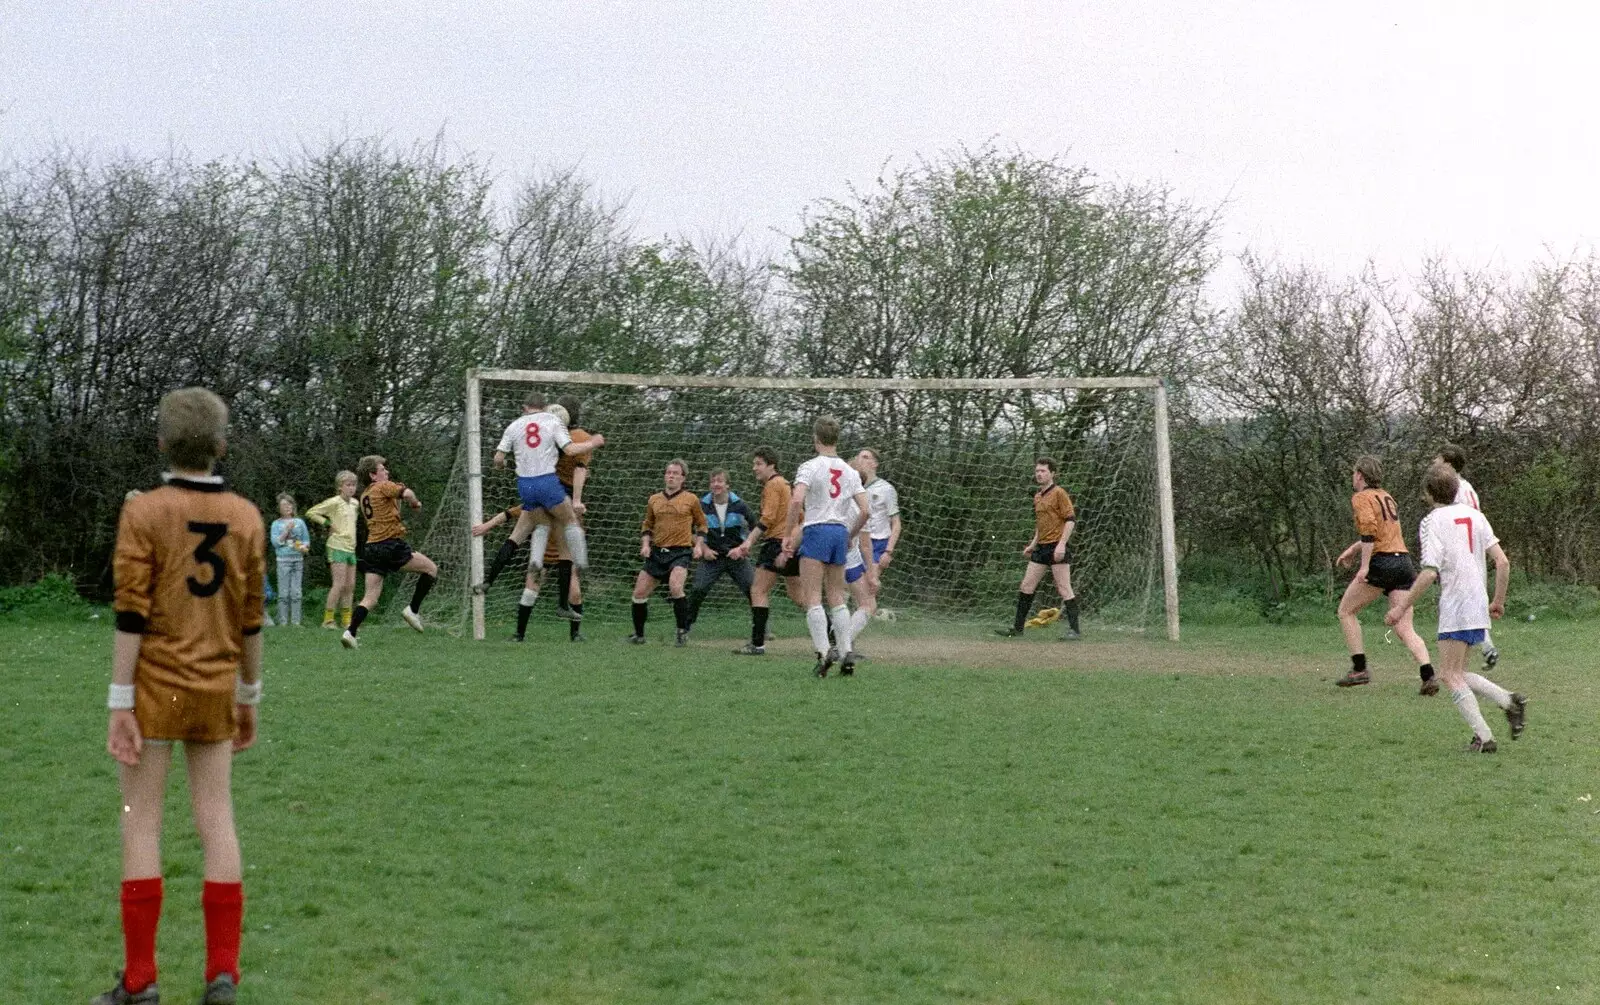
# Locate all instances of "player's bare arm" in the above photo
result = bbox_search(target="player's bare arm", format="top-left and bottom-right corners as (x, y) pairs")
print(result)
(106, 629), (144, 766)
(732, 521), (761, 561)
(781, 494), (807, 554)
(1385, 568), (1439, 625)
(571, 465), (589, 516)
(880, 513), (902, 569)
(403, 487), (422, 511)
(471, 510), (509, 538)
(493, 449), (508, 468)
(562, 434), (605, 456)
(1054, 519), (1075, 560)
(234, 631), (263, 752)
(1353, 540), (1374, 582)
(1488, 543), (1510, 617)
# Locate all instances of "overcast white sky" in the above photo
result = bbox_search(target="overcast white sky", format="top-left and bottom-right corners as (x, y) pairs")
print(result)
(4, 1), (1598, 281)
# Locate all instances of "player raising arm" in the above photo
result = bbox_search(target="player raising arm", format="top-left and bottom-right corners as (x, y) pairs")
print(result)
(732, 447), (806, 656)
(98, 388), (264, 1005)
(781, 416), (869, 677)
(341, 455), (438, 649)
(1332, 455), (1436, 691)
(997, 458), (1081, 641)
(629, 459), (709, 646)
(545, 394), (594, 634)
(1386, 461), (1525, 751)
(484, 392), (603, 587)
(472, 503), (549, 642)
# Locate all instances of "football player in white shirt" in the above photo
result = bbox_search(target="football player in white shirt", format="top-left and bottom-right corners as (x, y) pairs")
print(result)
(488, 393), (604, 582)
(1387, 462), (1525, 752)
(838, 449), (900, 651)
(1436, 443), (1497, 669)
(780, 416), (869, 677)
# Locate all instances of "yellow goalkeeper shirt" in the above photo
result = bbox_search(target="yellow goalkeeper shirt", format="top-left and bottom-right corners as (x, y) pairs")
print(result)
(306, 495), (360, 554)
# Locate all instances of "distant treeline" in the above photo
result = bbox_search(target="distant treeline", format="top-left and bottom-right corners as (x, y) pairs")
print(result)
(2, 137), (1597, 600)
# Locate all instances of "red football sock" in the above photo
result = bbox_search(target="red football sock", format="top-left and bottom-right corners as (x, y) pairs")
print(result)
(120, 877), (163, 993)
(202, 881), (244, 983)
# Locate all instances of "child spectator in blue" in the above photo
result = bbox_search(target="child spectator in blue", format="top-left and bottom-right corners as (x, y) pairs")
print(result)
(269, 493), (311, 626)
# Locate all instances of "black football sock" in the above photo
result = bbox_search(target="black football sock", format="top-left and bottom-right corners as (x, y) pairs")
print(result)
(632, 601), (648, 636)
(485, 538), (517, 587)
(673, 597), (689, 632)
(752, 605), (770, 647)
(686, 591), (705, 628)
(1419, 662), (1435, 682)
(1352, 653), (1367, 673)
(1063, 597), (1080, 633)
(1013, 591), (1036, 632)
(569, 603), (583, 639)
(348, 605), (369, 635)
(556, 561), (573, 609)
(516, 602), (533, 638)
(409, 573), (435, 614)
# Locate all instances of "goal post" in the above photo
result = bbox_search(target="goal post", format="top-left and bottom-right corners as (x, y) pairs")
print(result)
(424, 369), (1181, 642)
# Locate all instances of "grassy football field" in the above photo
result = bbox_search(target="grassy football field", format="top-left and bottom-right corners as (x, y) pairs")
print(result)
(3, 607), (1598, 1004)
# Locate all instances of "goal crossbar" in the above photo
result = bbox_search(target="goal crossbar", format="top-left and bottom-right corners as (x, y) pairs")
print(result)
(458, 369), (1180, 642)
(472, 368), (1163, 393)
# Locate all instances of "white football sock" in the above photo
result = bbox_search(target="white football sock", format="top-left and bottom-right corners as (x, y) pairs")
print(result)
(849, 607), (870, 641)
(1464, 673), (1512, 709)
(562, 522), (588, 570)
(830, 605), (854, 656)
(528, 525), (551, 570)
(1482, 627), (1496, 648)
(520, 588), (539, 607)
(1452, 687), (1493, 741)
(805, 605), (831, 655)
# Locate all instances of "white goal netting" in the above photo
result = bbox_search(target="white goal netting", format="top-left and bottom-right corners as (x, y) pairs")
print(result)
(418, 371), (1179, 640)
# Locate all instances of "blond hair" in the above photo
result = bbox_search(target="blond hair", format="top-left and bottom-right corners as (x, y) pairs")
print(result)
(158, 387), (228, 471)
(335, 469), (357, 488)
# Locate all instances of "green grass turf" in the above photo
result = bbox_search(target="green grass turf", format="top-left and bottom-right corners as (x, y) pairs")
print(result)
(3, 609), (1598, 1003)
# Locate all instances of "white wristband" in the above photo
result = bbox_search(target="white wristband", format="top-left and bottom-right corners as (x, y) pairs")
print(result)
(108, 684), (135, 710)
(235, 680), (262, 706)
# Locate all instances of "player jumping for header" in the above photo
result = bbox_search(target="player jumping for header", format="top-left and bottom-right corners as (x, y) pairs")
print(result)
(485, 392), (604, 589)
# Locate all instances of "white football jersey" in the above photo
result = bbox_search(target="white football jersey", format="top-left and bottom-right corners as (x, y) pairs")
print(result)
(795, 455), (865, 528)
(1454, 475), (1480, 511)
(845, 541), (865, 571)
(864, 478), (900, 539)
(1418, 503), (1498, 634)
(496, 411), (572, 478)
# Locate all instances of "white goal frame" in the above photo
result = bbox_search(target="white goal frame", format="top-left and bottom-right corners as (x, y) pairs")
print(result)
(462, 369), (1180, 642)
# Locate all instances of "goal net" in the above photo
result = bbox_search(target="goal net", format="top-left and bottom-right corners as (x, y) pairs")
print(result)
(418, 371), (1179, 641)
